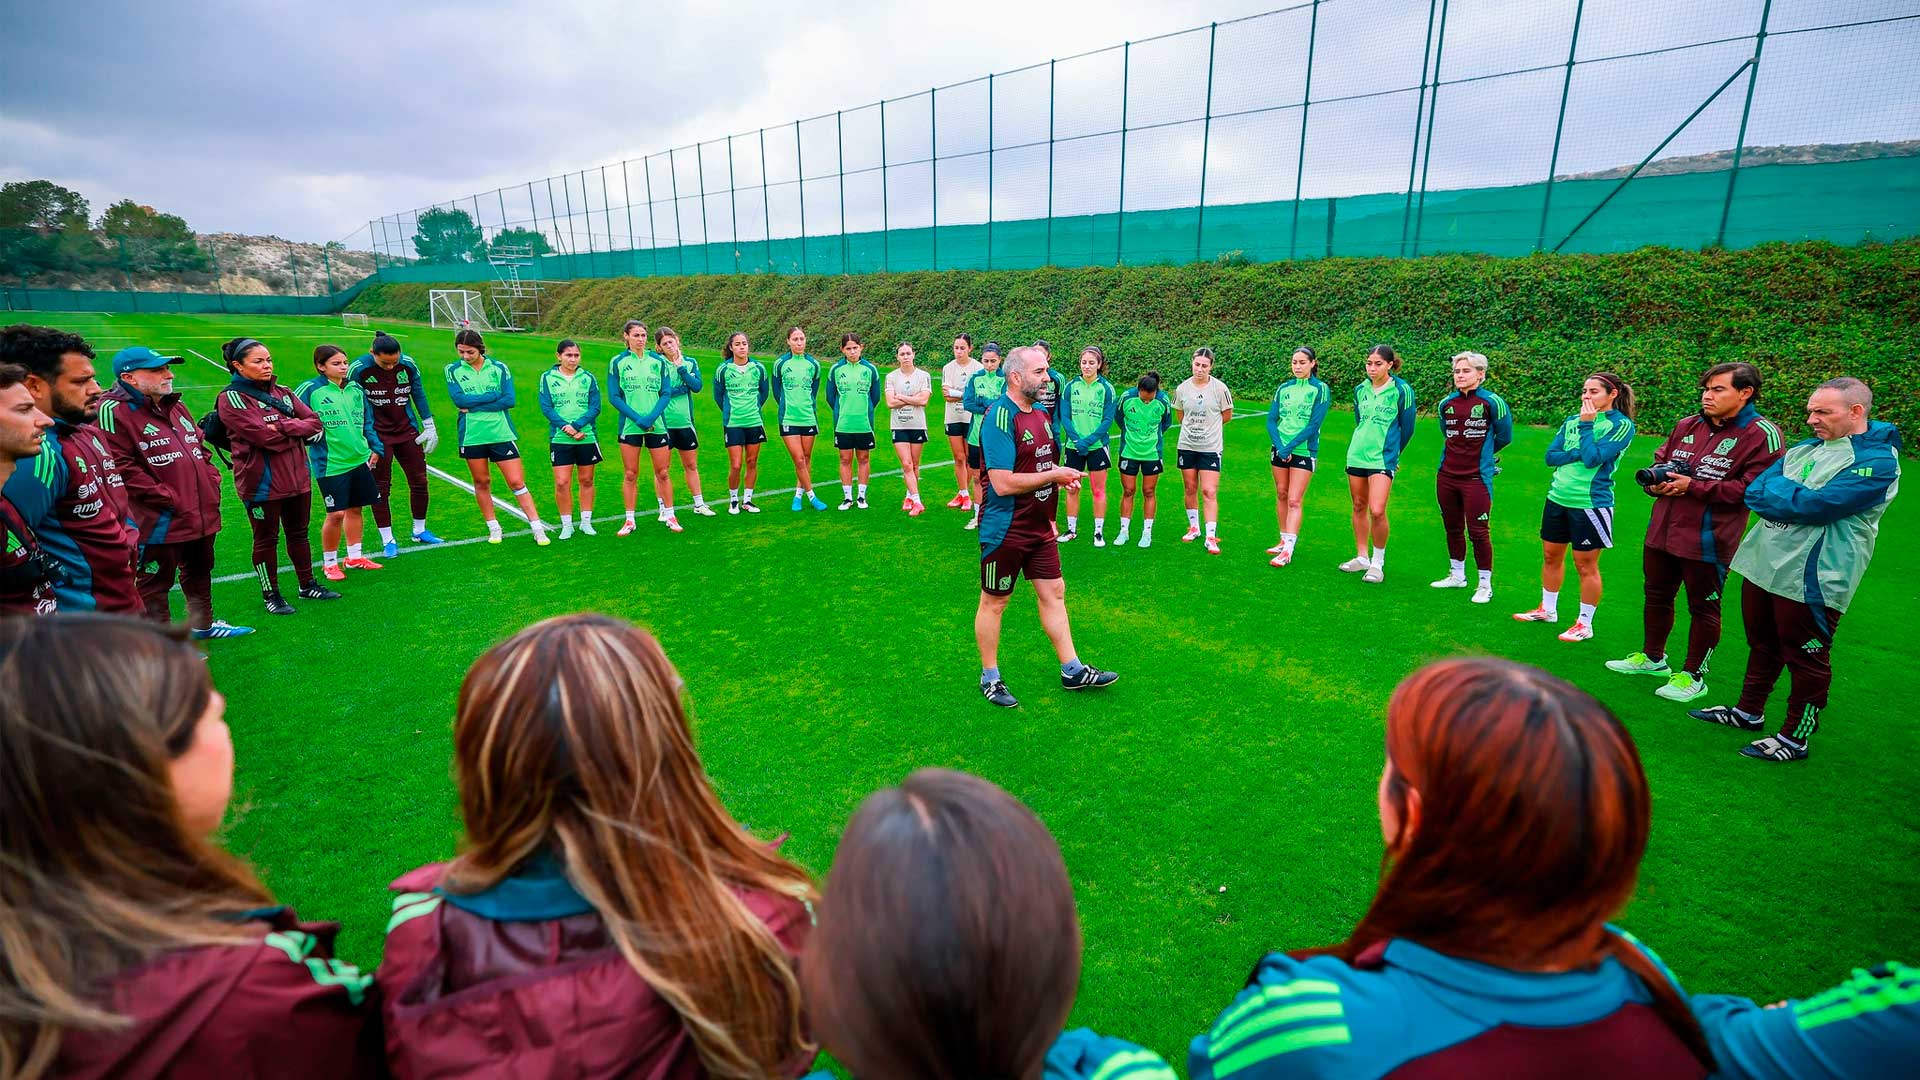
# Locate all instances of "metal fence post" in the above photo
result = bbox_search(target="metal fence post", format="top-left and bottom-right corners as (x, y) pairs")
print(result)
(1717, 0), (1774, 248)
(211, 241), (228, 312)
(643, 159), (660, 277)
(880, 101), (892, 271)
(987, 75), (996, 269)
(600, 166), (616, 276)
(759, 129), (773, 273)
(323, 247), (335, 294)
(1290, 1), (1321, 259)
(1536, 0), (1586, 252)
(527, 182), (542, 257)
(695, 146), (712, 274)
(930, 89), (939, 271)
(1195, 22), (1218, 262)
(1411, 0), (1451, 256)
(1116, 44), (1128, 265)
(726, 137), (741, 274)
(837, 110), (848, 273)
(622, 162), (637, 269)
(1401, 0), (1440, 255)
(1046, 59), (1057, 266)
(288, 241), (302, 295)
(497, 188), (509, 242)
(795, 121), (808, 274)
(561, 174), (580, 271)
(668, 151), (686, 275)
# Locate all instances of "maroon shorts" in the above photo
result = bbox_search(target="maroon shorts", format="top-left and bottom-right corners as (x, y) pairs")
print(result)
(980, 532), (1061, 595)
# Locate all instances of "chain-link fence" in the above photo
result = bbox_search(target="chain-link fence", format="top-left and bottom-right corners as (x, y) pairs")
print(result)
(364, 0), (1920, 280)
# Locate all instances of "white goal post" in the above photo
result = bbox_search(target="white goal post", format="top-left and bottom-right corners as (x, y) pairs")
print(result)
(341, 312), (370, 328)
(428, 289), (495, 331)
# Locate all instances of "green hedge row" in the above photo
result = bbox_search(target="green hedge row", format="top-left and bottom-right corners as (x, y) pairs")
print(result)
(352, 239), (1919, 438)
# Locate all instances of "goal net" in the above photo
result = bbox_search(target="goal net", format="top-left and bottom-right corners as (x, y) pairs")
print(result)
(428, 290), (495, 331)
(341, 312), (370, 328)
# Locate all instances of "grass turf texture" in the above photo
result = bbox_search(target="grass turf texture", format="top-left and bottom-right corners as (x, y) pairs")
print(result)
(28, 311), (1920, 1066)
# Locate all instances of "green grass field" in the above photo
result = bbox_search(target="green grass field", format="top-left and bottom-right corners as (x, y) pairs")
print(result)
(22, 311), (1920, 1066)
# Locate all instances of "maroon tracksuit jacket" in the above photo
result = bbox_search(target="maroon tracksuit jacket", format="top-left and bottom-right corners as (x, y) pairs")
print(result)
(94, 380), (224, 546)
(1643, 404), (1785, 568)
(378, 859), (815, 1079)
(52, 907), (382, 1079)
(216, 377), (323, 505)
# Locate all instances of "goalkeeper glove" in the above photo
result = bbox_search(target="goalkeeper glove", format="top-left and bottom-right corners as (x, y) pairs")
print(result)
(417, 418), (439, 453)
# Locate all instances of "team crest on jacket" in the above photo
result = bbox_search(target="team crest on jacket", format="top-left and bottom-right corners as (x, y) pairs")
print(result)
(1470, 403), (1485, 418)
(1714, 436), (1738, 455)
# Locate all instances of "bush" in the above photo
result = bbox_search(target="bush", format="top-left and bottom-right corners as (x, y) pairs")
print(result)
(352, 239), (1919, 439)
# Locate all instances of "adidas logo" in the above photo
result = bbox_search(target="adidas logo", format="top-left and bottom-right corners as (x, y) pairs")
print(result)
(1705, 591), (1720, 602)
(142, 423), (161, 436)
(1801, 638), (1825, 653)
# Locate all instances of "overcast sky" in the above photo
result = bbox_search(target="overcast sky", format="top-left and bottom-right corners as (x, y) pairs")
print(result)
(4, 0), (1913, 248)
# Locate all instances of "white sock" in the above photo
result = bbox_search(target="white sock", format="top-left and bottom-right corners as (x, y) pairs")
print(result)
(659, 501), (671, 519)
(730, 488), (740, 501)
(347, 543), (362, 560)
(1067, 515), (1078, 532)
(487, 519), (503, 536)
(1450, 558), (1466, 577)
(323, 550), (339, 567)
(1281, 531), (1297, 554)
(1478, 569), (1492, 587)
(412, 517), (427, 534)
(1205, 521), (1217, 540)
(1579, 602), (1597, 625)
(1542, 588), (1559, 613)
(693, 496), (706, 508)
(1142, 518), (1155, 533)
(625, 509), (636, 524)
(1187, 508), (1200, 528)
(842, 484), (854, 500)
(378, 526), (395, 544)
(744, 487), (754, 500)
(1371, 546), (1386, 570)
(857, 483), (868, 498)
(1092, 518), (1103, 536)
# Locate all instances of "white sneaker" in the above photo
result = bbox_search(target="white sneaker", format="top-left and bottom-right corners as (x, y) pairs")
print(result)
(1471, 583), (1492, 604)
(692, 502), (717, 518)
(1138, 532), (1153, 549)
(1092, 533), (1105, 548)
(1056, 531), (1076, 544)
(964, 516), (979, 531)
(1430, 574), (1468, 589)
(558, 522), (575, 540)
(532, 524), (551, 547)
(579, 519), (597, 536)
(1339, 556), (1371, 573)
(1362, 566), (1384, 584)
(1113, 528), (1131, 547)
(1558, 621), (1594, 643)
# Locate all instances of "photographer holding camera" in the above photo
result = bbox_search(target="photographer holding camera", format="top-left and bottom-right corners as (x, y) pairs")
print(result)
(1605, 363), (1783, 703)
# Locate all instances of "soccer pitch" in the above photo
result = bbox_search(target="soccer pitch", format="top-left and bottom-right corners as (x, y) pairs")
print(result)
(26, 311), (1920, 1062)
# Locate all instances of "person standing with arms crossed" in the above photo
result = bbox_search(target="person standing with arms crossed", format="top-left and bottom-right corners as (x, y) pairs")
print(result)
(538, 339), (602, 539)
(443, 329), (551, 546)
(1691, 377), (1900, 762)
(1175, 348), (1233, 555)
(1112, 371), (1174, 549)
(772, 327), (829, 512)
(1342, 344), (1417, 584)
(1512, 372), (1637, 643)
(942, 334), (983, 510)
(94, 346), (252, 636)
(827, 332), (883, 510)
(713, 331), (770, 514)
(885, 342), (933, 515)
(1430, 351), (1513, 603)
(1606, 362), (1783, 703)
(298, 346), (386, 582)
(1265, 347), (1331, 568)
(1058, 346), (1117, 547)
(975, 346), (1119, 708)
(654, 326), (714, 518)
(350, 331), (442, 558)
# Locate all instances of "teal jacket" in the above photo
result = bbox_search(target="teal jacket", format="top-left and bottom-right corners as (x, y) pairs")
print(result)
(1730, 421), (1901, 615)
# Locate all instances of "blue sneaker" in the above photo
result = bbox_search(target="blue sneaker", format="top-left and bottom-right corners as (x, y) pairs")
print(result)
(791, 493), (804, 512)
(412, 528), (445, 545)
(808, 493), (829, 511)
(191, 620), (256, 640)
(382, 540), (400, 559)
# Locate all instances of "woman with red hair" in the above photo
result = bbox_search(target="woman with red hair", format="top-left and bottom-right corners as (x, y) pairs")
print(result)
(1188, 657), (1714, 1079)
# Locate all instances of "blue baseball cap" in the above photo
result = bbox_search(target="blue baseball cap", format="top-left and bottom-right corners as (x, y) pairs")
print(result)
(111, 346), (184, 376)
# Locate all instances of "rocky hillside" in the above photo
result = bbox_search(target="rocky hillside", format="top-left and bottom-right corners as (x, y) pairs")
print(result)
(21, 233), (380, 295)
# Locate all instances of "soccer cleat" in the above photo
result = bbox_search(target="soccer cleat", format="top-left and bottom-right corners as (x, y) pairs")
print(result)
(1513, 606), (1558, 622)
(579, 519), (597, 535)
(692, 503), (718, 518)
(946, 491), (967, 509)
(809, 494), (829, 511)
(617, 520), (638, 536)
(741, 499), (760, 514)
(1092, 532), (1105, 548)
(1205, 538), (1221, 556)
(190, 620), (255, 640)
(908, 499), (925, 518)
(856, 495), (869, 509)
(559, 522), (575, 539)
(1338, 556), (1371, 573)
(1740, 735), (1808, 762)
(1061, 665), (1119, 691)
(1182, 526), (1202, 543)
(791, 493), (804, 512)
(1605, 651), (1672, 676)
(412, 529), (444, 545)
(1689, 705), (1766, 731)
(982, 679), (1019, 708)
(1362, 565), (1384, 584)
(1113, 527), (1131, 547)
(1057, 530), (1077, 545)
(959, 494), (974, 511)
(1270, 550), (1292, 568)
(1655, 671), (1709, 703)
(839, 498), (854, 511)
(487, 532), (503, 545)
(262, 593), (296, 616)
(342, 557), (383, 571)
(1137, 532), (1152, 548)
(901, 497), (911, 512)
(729, 499), (741, 515)
(382, 540), (400, 559)
(297, 584), (342, 601)
(964, 516), (979, 531)
(1557, 620), (1594, 643)
(1430, 573), (1468, 589)
(323, 564), (347, 582)
(663, 516), (683, 533)
(1471, 583), (1492, 604)
(533, 526), (552, 547)
(1267, 541), (1286, 555)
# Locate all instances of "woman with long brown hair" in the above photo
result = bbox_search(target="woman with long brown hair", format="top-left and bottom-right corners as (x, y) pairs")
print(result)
(1188, 657), (1716, 1080)
(0, 614), (376, 1079)
(803, 768), (1175, 1080)
(376, 613), (818, 1079)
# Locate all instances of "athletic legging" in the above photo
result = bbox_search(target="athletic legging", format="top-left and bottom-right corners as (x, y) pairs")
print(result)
(248, 492), (315, 593)
(1435, 473), (1493, 570)
(372, 436), (428, 528)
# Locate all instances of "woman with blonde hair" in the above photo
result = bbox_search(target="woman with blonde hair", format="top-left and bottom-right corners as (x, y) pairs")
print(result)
(376, 613), (819, 1079)
(0, 614), (376, 1079)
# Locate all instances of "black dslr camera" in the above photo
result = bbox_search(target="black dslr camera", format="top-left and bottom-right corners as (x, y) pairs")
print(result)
(1635, 459), (1692, 488)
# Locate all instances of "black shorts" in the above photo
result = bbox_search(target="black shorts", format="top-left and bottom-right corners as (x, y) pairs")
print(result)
(1118, 457), (1163, 477)
(1271, 450), (1316, 472)
(550, 442), (603, 467)
(317, 465), (378, 511)
(460, 441), (520, 462)
(664, 427), (698, 451)
(945, 421), (971, 437)
(835, 431), (877, 452)
(619, 432), (662, 449)
(980, 533), (1062, 596)
(724, 425), (767, 447)
(967, 444), (984, 470)
(1541, 500), (1615, 551)
(780, 423), (818, 438)
(1346, 465), (1395, 479)
(1177, 450), (1222, 472)
(1064, 447), (1111, 472)
(892, 428), (928, 445)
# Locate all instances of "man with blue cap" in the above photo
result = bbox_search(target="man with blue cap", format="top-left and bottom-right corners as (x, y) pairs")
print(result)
(95, 345), (253, 638)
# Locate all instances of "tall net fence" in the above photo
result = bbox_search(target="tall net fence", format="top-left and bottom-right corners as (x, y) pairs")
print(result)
(365, 0), (1920, 281)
